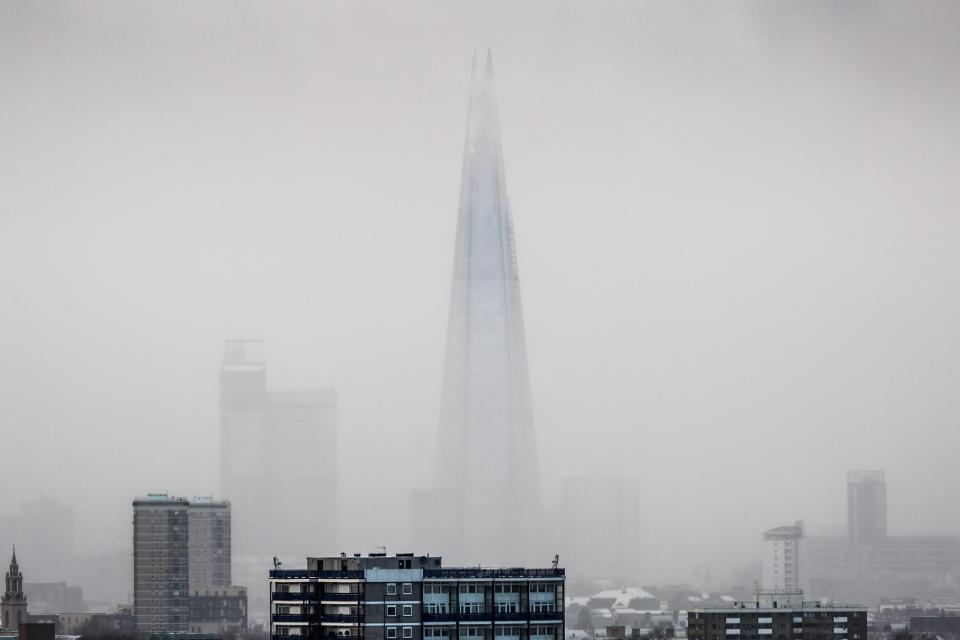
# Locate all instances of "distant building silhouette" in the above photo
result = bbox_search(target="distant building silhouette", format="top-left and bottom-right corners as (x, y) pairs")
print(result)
(847, 470), (886, 546)
(415, 52), (542, 565)
(560, 475), (640, 583)
(219, 341), (337, 561)
(765, 471), (960, 606)
(760, 521), (802, 590)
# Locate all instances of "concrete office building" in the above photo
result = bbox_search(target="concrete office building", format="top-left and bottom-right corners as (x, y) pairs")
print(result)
(23, 583), (83, 615)
(264, 388), (338, 558)
(847, 471), (886, 546)
(761, 522), (803, 591)
(687, 590), (866, 640)
(269, 553), (564, 640)
(220, 340), (268, 558)
(220, 340), (338, 561)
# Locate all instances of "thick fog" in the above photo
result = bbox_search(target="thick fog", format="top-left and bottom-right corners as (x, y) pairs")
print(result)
(2, 0), (960, 602)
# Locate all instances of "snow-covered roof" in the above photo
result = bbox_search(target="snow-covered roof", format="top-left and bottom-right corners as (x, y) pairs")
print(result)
(591, 587), (658, 608)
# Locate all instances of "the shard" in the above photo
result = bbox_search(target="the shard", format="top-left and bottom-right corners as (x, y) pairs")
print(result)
(417, 52), (542, 565)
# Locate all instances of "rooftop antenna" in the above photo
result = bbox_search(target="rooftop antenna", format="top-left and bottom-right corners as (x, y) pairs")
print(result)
(552, 554), (559, 570)
(377, 545), (387, 555)
(273, 556), (282, 570)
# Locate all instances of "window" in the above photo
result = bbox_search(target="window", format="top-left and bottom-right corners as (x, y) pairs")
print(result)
(388, 584), (398, 596)
(402, 583), (413, 595)
(425, 603), (450, 615)
(388, 628), (397, 639)
(400, 559), (413, 569)
(387, 605), (397, 617)
(404, 628), (414, 639)
(403, 605), (413, 617)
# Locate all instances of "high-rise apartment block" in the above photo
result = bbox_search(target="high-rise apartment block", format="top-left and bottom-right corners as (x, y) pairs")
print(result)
(846, 470), (886, 546)
(188, 497), (232, 591)
(220, 341), (338, 560)
(133, 495), (191, 633)
(133, 494), (244, 634)
(269, 553), (564, 640)
(761, 522), (803, 591)
(687, 590), (866, 640)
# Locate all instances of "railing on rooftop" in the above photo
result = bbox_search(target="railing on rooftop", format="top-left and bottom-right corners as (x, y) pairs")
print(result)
(270, 570), (365, 580)
(423, 568), (565, 579)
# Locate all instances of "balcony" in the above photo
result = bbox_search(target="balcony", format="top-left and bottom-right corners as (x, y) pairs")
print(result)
(322, 614), (362, 624)
(528, 612), (561, 622)
(423, 612), (457, 623)
(321, 592), (363, 602)
(274, 592), (316, 601)
(495, 611), (525, 621)
(458, 613), (492, 622)
(273, 614), (311, 623)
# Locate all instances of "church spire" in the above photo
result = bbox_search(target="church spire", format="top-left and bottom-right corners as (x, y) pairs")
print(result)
(2, 546), (26, 631)
(4, 547), (23, 600)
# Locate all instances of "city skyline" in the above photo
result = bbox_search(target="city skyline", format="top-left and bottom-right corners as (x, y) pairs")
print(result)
(3, 0), (960, 594)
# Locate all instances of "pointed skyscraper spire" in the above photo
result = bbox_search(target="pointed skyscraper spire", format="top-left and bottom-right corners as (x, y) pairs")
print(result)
(427, 52), (542, 564)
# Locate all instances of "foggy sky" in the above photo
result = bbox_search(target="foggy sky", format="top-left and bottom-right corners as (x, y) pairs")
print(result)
(2, 1), (960, 584)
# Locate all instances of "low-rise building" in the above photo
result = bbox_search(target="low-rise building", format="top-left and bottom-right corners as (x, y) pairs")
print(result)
(188, 586), (247, 635)
(686, 591), (866, 640)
